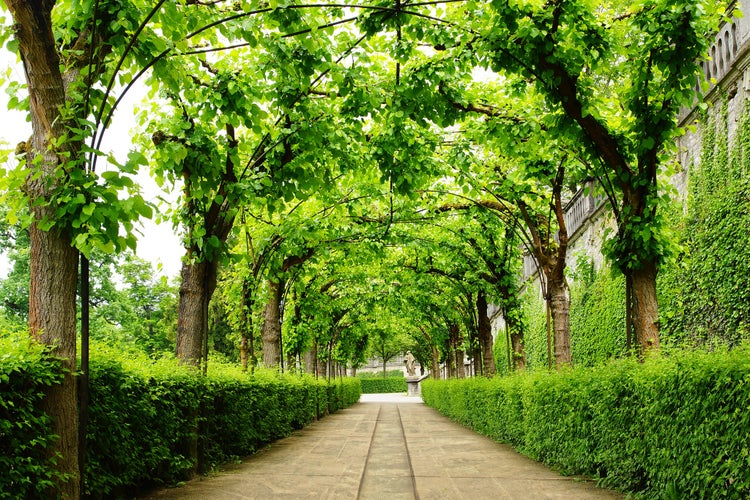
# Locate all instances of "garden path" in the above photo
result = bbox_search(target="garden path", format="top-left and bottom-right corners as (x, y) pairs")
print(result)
(142, 393), (622, 499)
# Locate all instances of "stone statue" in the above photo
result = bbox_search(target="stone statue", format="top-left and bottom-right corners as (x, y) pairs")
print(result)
(404, 350), (416, 377)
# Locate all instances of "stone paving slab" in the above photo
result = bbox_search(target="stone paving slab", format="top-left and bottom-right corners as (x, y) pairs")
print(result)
(142, 394), (623, 499)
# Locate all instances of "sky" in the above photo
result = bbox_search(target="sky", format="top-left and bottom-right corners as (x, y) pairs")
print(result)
(0, 51), (183, 279)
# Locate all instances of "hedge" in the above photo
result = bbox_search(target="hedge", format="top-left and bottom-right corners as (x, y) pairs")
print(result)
(359, 376), (407, 393)
(422, 348), (750, 499)
(0, 335), (66, 498)
(0, 339), (361, 498)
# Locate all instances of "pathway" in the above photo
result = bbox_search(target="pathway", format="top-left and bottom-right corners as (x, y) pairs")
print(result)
(142, 393), (622, 499)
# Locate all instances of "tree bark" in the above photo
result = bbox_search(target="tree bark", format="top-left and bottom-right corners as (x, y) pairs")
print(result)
(630, 261), (660, 354)
(476, 291), (496, 377)
(549, 278), (571, 366)
(455, 348), (465, 378)
(449, 322), (465, 378)
(431, 345), (441, 379)
(6, 1), (80, 496)
(261, 279), (284, 368)
(240, 280), (251, 372)
(176, 259), (217, 366)
(30, 222), (79, 498)
(510, 327), (526, 371)
(304, 342), (317, 376)
(538, 49), (664, 351)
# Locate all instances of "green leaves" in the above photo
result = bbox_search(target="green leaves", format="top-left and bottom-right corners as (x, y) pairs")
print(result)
(424, 348), (750, 498)
(0, 331), (65, 498)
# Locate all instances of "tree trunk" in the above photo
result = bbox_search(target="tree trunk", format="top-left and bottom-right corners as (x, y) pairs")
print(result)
(500, 293), (526, 371)
(444, 333), (455, 378)
(261, 279), (284, 368)
(449, 323), (465, 378)
(287, 351), (297, 373)
(549, 278), (571, 366)
(630, 261), (660, 354)
(176, 259), (216, 366)
(30, 223), (79, 498)
(431, 345), (441, 380)
(510, 328), (526, 371)
(476, 291), (496, 377)
(455, 348), (465, 378)
(240, 334), (248, 372)
(304, 342), (317, 376)
(7, 1), (81, 496)
(240, 280), (252, 372)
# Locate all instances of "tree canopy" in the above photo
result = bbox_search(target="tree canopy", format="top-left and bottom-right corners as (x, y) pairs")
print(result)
(0, 0), (734, 494)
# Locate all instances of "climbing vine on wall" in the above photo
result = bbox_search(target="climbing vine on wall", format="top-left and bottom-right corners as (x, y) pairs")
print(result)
(659, 100), (750, 347)
(568, 257), (627, 365)
(500, 285), (548, 372)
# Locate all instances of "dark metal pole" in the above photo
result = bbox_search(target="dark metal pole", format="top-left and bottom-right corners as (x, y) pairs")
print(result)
(79, 254), (90, 495)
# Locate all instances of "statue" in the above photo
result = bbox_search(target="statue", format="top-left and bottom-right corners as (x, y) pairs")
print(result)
(404, 350), (417, 377)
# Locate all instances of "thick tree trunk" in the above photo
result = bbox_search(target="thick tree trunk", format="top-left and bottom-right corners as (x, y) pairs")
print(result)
(476, 291), (496, 377)
(287, 352), (297, 373)
(445, 339), (455, 378)
(30, 223), (79, 498)
(175, 259), (217, 477)
(449, 323), (465, 378)
(431, 345), (441, 379)
(261, 279), (283, 368)
(176, 259), (217, 366)
(630, 261), (660, 353)
(304, 342), (317, 375)
(7, 1), (81, 496)
(455, 349), (465, 378)
(549, 278), (571, 366)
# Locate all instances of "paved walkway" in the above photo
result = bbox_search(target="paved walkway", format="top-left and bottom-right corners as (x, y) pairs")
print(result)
(143, 394), (622, 499)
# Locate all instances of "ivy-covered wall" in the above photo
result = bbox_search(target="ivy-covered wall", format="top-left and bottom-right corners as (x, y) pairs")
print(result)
(512, 99), (750, 369)
(568, 259), (627, 365)
(659, 103), (750, 348)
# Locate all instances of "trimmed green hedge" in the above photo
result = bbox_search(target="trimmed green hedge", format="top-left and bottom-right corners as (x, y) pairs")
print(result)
(0, 339), (361, 498)
(422, 349), (750, 498)
(0, 335), (66, 498)
(84, 347), (361, 496)
(359, 376), (407, 393)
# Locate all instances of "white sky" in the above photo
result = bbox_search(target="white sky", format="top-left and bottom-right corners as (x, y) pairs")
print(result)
(0, 51), (183, 279)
